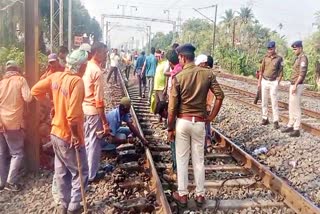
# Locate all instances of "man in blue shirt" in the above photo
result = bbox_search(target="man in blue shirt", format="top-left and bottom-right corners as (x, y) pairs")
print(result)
(105, 97), (148, 145)
(142, 47), (157, 104)
(134, 51), (146, 98)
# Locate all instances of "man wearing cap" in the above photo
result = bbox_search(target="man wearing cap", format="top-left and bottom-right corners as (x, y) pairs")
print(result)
(58, 46), (69, 66)
(142, 47), (157, 104)
(105, 97), (148, 145)
(168, 44), (224, 207)
(31, 49), (89, 213)
(40, 53), (65, 80)
(282, 41), (308, 137)
(0, 60), (32, 192)
(82, 42), (110, 182)
(79, 43), (93, 61)
(258, 41), (283, 129)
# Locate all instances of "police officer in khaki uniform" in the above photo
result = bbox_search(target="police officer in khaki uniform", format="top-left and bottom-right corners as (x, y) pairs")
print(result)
(167, 44), (224, 207)
(282, 41), (308, 137)
(258, 41), (283, 129)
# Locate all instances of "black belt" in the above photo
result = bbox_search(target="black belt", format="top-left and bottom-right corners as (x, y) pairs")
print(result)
(263, 76), (276, 81)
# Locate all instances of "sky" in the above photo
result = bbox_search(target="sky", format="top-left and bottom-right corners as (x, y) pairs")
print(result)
(81, 0), (320, 48)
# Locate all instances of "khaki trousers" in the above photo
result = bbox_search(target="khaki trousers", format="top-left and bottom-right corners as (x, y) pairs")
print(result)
(175, 118), (205, 196)
(288, 84), (304, 130)
(261, 78), (279, 122)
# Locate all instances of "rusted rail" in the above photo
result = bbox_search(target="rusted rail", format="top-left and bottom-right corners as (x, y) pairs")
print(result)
(118, 73), (172, 213)
(216, 71), (320, 99)
(221, 83), (320, 136)
(212, 128), (320, 214)
(120, 71), (320, 213)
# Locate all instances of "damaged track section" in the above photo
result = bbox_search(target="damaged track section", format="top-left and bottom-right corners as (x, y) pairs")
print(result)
(114, 73), (171, 213)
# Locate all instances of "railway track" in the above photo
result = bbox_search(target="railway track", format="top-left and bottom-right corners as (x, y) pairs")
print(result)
(220, 83), (320, 136)
(216, 71), (320, 99)
(117, 71), (320, 214)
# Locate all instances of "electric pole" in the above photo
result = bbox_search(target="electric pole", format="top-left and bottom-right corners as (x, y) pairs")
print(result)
(68, 0), (72, 51)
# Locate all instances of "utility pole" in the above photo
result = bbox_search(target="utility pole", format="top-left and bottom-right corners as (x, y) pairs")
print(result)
(59, 0), (64, 46)
(212, 4), (218, 56)
(117, 4), (126, 15)
(68, 0), (72, 51)
(163, 9), (170, 20)
(50, 0), (54, 52)
(193, 4), (218, 55)
(24, 0), (40, 171)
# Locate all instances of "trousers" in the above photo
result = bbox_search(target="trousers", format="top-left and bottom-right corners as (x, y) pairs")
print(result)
(51, 135), (88, 212)
(261, 78), (279, 122)
(84, 114), (102, 181)
(137, 72), (146, 97)
(287, 84), (304, 130)
(175, 118), (205, 196)
(106, 66), (118, 84)
(0, 129), (24, 186)
(146, 76), (154, 102)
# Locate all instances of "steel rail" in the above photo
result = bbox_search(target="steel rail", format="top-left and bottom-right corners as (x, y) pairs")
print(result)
(221, 84), (320, 136)
(118, 73), (172, 214)
(212, 128), (320, 214)
(216, 72), (320, 99)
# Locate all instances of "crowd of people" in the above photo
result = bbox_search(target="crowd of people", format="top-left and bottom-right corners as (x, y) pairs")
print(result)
(0, 38), (308, 212)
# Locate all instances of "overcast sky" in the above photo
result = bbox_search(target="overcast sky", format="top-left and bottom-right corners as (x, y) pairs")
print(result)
(81, 0), (320, 48)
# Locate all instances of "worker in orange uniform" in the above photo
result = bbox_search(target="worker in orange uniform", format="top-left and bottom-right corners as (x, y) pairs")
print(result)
(40, 53), (65, 80)
(0, 60), (32, 192)
(31, 49), (89, 214)
(82, 42), (110, 183)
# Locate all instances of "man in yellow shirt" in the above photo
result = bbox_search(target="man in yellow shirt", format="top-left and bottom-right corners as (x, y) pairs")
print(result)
(0, 60), (32, 192)
(31, 49), (88, 213)
(152, 50), (167, 118)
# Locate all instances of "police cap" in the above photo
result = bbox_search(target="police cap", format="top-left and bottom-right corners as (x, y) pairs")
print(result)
(176, 43), (196, 55)
(291, 40), (303, 48)
(267, 41), (276, 49)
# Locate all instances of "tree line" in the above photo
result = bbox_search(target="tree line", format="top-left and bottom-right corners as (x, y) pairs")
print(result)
(150, 7), (320, 90)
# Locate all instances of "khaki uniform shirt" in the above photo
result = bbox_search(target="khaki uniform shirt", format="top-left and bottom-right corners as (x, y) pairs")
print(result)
(260, 54), (283, 80)
(291, 52), (308, 84)
(168, 63), (224, 118)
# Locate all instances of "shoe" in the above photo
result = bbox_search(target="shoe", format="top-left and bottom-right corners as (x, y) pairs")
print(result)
(261, 119), (269, 125)
(172, 192), (187, 208)
(289, 130), (300, 137)
(273, 121), (280, 129)
(5, 183), (21, 192)
(138, 96), (142, 99)
(67, 206), (83, 214)
(142, 94), (145, 98)
(89, 171), (106, 184)
(253, 96), (259, 104)
(281, 127), (293, 133)
(195, 195), (205, 207)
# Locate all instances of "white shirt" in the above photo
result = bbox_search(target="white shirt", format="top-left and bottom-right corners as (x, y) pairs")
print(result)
(110, 53), (120, 67)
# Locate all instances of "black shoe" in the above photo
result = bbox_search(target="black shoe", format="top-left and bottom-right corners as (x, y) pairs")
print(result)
(142, 93), (145, 98)
(273, 121), (280, 129)
(5, 183), (21, 192)
(281, 127), (293, 133)
(261, 119), (269, 125)
(253, 96), (259, 104)
(289, 130), (300, 137)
